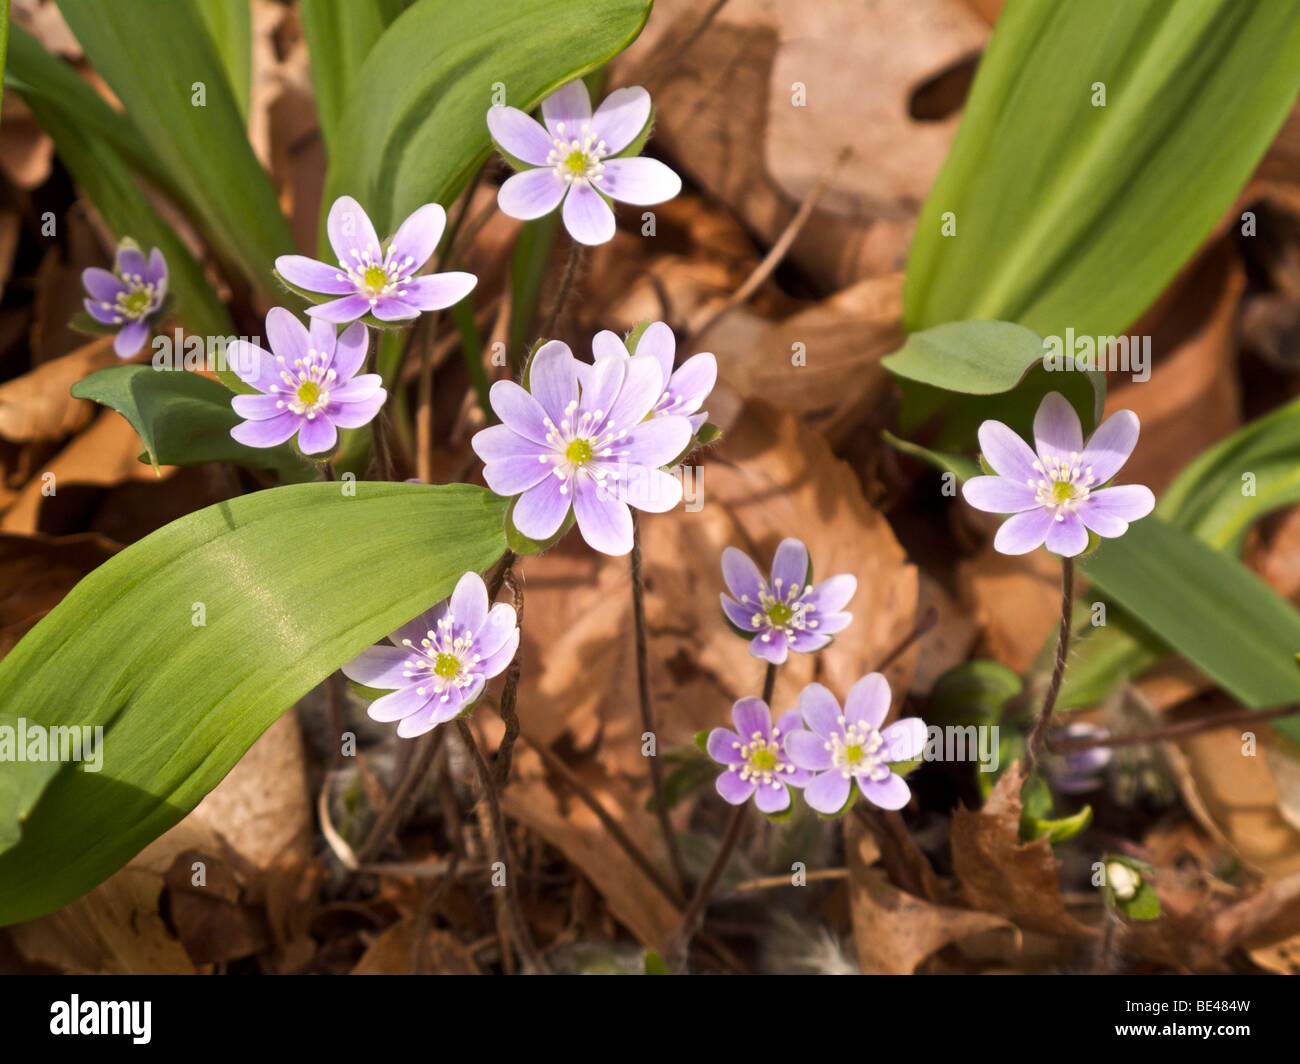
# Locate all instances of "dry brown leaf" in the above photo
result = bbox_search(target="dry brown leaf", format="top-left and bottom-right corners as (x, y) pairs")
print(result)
(352, 917), (480, 975)
(0, 529), (120, 657)
(957, 541), (1059, 673)
(0, 337), (118, 443)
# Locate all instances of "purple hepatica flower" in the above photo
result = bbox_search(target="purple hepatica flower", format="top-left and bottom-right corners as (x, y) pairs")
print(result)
(228, 307), (386, 455)
(962, 391), (1155, 558)
(470, 340), (692, 556)
(1048, 722), (1113, 795)
(82, 243), (168, 358)
(585, 321), (716, 434)
(784, 676), (926, 814)
(706, 697), (811, 814)
(275, 196), (476, 324)
(488, 80), (681, 246)
(720, 538), (855, 666)
(342, 571), (519, 738)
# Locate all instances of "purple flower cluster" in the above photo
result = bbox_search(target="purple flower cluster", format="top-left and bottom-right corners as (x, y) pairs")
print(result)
(81, 243), (168, 357)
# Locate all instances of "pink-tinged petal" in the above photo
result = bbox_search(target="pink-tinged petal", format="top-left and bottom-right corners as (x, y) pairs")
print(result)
(275, 254), (354, 295)
(633, 320), (676, 383)
(1044, 510), (1089, 556)
(579, 350), (626, 421)
(604, 354), (665, 430)
(881, 718), (927, 762)
(770, 538), (810, 595)
(476, 628), (520, 679)
(665, 353), (715, 414)
(231, 393), (283, 420)
(707, 727), (745, 766)
(751, 630), (790, 665)
(370, 296), (420, 321)
(804, 573), (855, 614)
(528, 340), (580, 426)
(993, 507), (1055, 555)
(487, 104), (554, 166)
(330, 321), (369, 380)
(716, 769), (756, 805)
(498, 168), (566, 220)
(116, 245), (148, 280)
(860, 772), (910, 811)
(721, 546), (765, 604)
(330, 389), (387, 429)
(327, 195), (381, 266)
(1081, 409), (1140, 484)
(591, 329), (630, 363)
(296, 415), (338, 455)
(147, 247), (168, 287)
(963, 475), (1040, 514)
(400, 271), (476, 311)
(731, 696), (772, 741)
(785, 729), (833, 771)
(114, 320), (149, 357)
(1079, 484), (1155, 536)
(341, 645), (411, 689)
(1033, 391), (1083, 463)
(620, 416), (692, 468)
(306, 294), (372, 323)
(977, 419), (1039, 482)
(590, 85), (652, 153)
(573, 477), (633, 555)
(82, 267), (125, 302)
(84, 297), (122, 325)
(541, 79), (592, 139)
(388, 203), (445, 270)
(232, 411), (301, 448)
(619, 466), (682, 513)
(562, 182), (616, 245)
(487, 380), (551, 445)
(448, 571), (489, 633)
(598, 157), (681, 205)
(368, 684), (433, 722)
(804, 771), (852, 815)
(513, 473), (571, 541)
(721, 593), (761, 632)
(844, 673), (891, 731)
(754, 780), (792, 814)
(787, 630), (832, 654)
(799, 682), (844, 739)
(474, 602), (519, 657)
(265, 306), (311, 363)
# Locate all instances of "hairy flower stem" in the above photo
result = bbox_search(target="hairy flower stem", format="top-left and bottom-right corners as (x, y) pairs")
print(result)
(665, 802), (746, 968)
(541, 241), (581, 339)
(1025, 557), (1074, 778)
(492, 570), (524, 789)
(630, 512), (689, 893)
(454, 717), (550, 974)
(761, 661), (777, 705)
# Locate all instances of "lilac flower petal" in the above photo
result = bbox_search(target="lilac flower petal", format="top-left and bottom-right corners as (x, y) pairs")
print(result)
(486, 380), (551, 445)
(774, 709), (804, 738)
(1080, 485), (1155, 535)
(226, 339), (278, 390)
(804, 573), (856, 614)
(799, 683), (843, 739)
(721, 546), (766, 604)
(82, 267), (125, 303)
(231, 393), (282, 420)
(769, 538), (809, 596)
(631, 320), (675, 381)
(233, 411), (302, 449)
(394, 701), (442, 738)
(707, 727), (745, 766)
(368, 684), (434, 723)
(275, 254), (354, 295)
(388, 203), (445, 270)
(992, 507), (1056, 555)
(297, 415), (338, 455)
(114, 320), (149, 357)
(787, 630), (832, 654)
(844, 673), (891, 731)
(148, 247), (168, 288)
(487, 105), (555, 166)
(476, 629), (520, 679)
(860, 772), (910, 811)
(513, 473), (571, 541)
(754, 781), (792, 814)
(579, 350), (626, 421)
(473, 423), (547, 464)
(599, 157), (681, 205)
(391, 607), (443, 651)
(331, 321), (369, 380)
(498, 168), (566, 220)
(604, 355), (666, 430)
(341, 645), (411, 689)
(750, 630), (789, 665)
(665, 353), (715, 414)
(474, 602), (519, 657)
(721, 593), (761, 632)
(448, 571), (489, 634)
(881, 717), (927, 762)
(716, 770), (756, 805)
(562, 182), (616, 245)
(327, 195), (381, 266)
(1044, 510), (1089, 556)
(482, 455), (552, 497)
(401, 272), (477, 311)
(804, 771), (852, 815)
(813, 611), (853, 636)
(619, 467), (682, 513)
(541, 79), (592, 139)
(963, 475), (1040, 514)
(732, 697), (772, 741)
(785, 729), (833, 771)
(528, 340), (580, 427)
(330, 390), (387, 429)
(1081, 409), (1140, 484)
(620, 416), (692, 468)
(590, 86), (652, 154)
(591, 329), (630, 363)
(573, 478), (633, 555)
(1033, 391), (1083, 463)
(428, 677), (485, 727)
(84, 298), (121, 325)
(306, 294), (372, 323)
(370, 296), (420, 321)
(116, 245), (148, 280)
(266, 306), (311, 363)
(977, 419), (1040, 482)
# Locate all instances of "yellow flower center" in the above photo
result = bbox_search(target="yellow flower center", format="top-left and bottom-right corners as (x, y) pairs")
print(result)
(1052, 480), (1077, 503)
(565, 438), (594, 465)
(362, 263), (389, 291)
(296, 381), (321, 406)
(564, 149), (590, 175)
(122, 289), (151, 317)
(766, 602), (794, 626)
(433, 652), (461, 680)
(751, 749), (778, 772)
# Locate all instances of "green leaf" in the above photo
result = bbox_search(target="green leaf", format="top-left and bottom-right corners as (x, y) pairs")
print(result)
(0, 0), (9, 116)
(56, 0), (295, 294)
(508, 215), (561, 368)
(880, 430), (980, 484)
(194, 0), (251, 122)
(70, 365), (311, 479)
(930, 660), (1023, 726)
(0, 482), (508, 924)
(323, 0), (653, 237)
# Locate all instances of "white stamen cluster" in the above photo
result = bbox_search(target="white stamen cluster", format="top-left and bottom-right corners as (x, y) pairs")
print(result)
(334, 243), (416, 307)
(101, 271), (160, 324)
(547, 121), (609, 186)
(1030, 451), (1096, 520)
(400, 612), (481, 703)
(539, 398), (627, 497)
(271, 347), (336, 418)
(740, 576), (819, 644)
(730, 726), (797, 791)
(826, 717), (889, 782)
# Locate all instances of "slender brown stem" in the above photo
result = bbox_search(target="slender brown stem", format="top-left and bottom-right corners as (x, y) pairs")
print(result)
(415, 315), (440, 484)
(454, 718), (550, 974)
(664, 803), (746, 966)
(540, 241), (581, 340)
(324, 672), (345, 769)
(355, 728), (445, 864)
(493, 570), (524, 789)
(486, 550), (517, 601)
(1050, 702), (1300, 753)
(630, 512), (689, 893)
(875, 606), (938, 673)
(761, 661), (777, 705)
(1025, 557), (1074, 777)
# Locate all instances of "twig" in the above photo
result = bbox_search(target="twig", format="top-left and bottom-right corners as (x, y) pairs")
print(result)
(1049, 702), (1300, 753)
(355, 728), (445, 865)
(730, 867), (847, 894)
(540, 241), (582, 339)
(1025, 557), (1074, 778)
(664, 803), (746, 967)
(875, 606), (938, 673)
(493, 569), (524, 789)
(761, 661), (777, 705)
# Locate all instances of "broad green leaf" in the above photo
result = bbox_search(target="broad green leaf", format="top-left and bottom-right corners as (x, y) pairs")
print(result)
(70, 365), (311, 479)
(0, 0), (9, 115)
(508, 215), (561, 370)
(194, 0), (251, 122)
(929, 660), (1023, 726)
(0, 482), (508, 924)
(57, 0), (295, 294)
(323, 0), (653, 237)
(300, 0), (402, 156)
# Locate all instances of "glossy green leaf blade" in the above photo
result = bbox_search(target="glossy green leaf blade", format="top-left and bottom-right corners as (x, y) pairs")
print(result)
(56, 0), (295, 293)
(324, 0), (652, 236)
(0, 482), (507, 924)
(905, 0), (1300, 338)
(194, 0), (251, 121)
